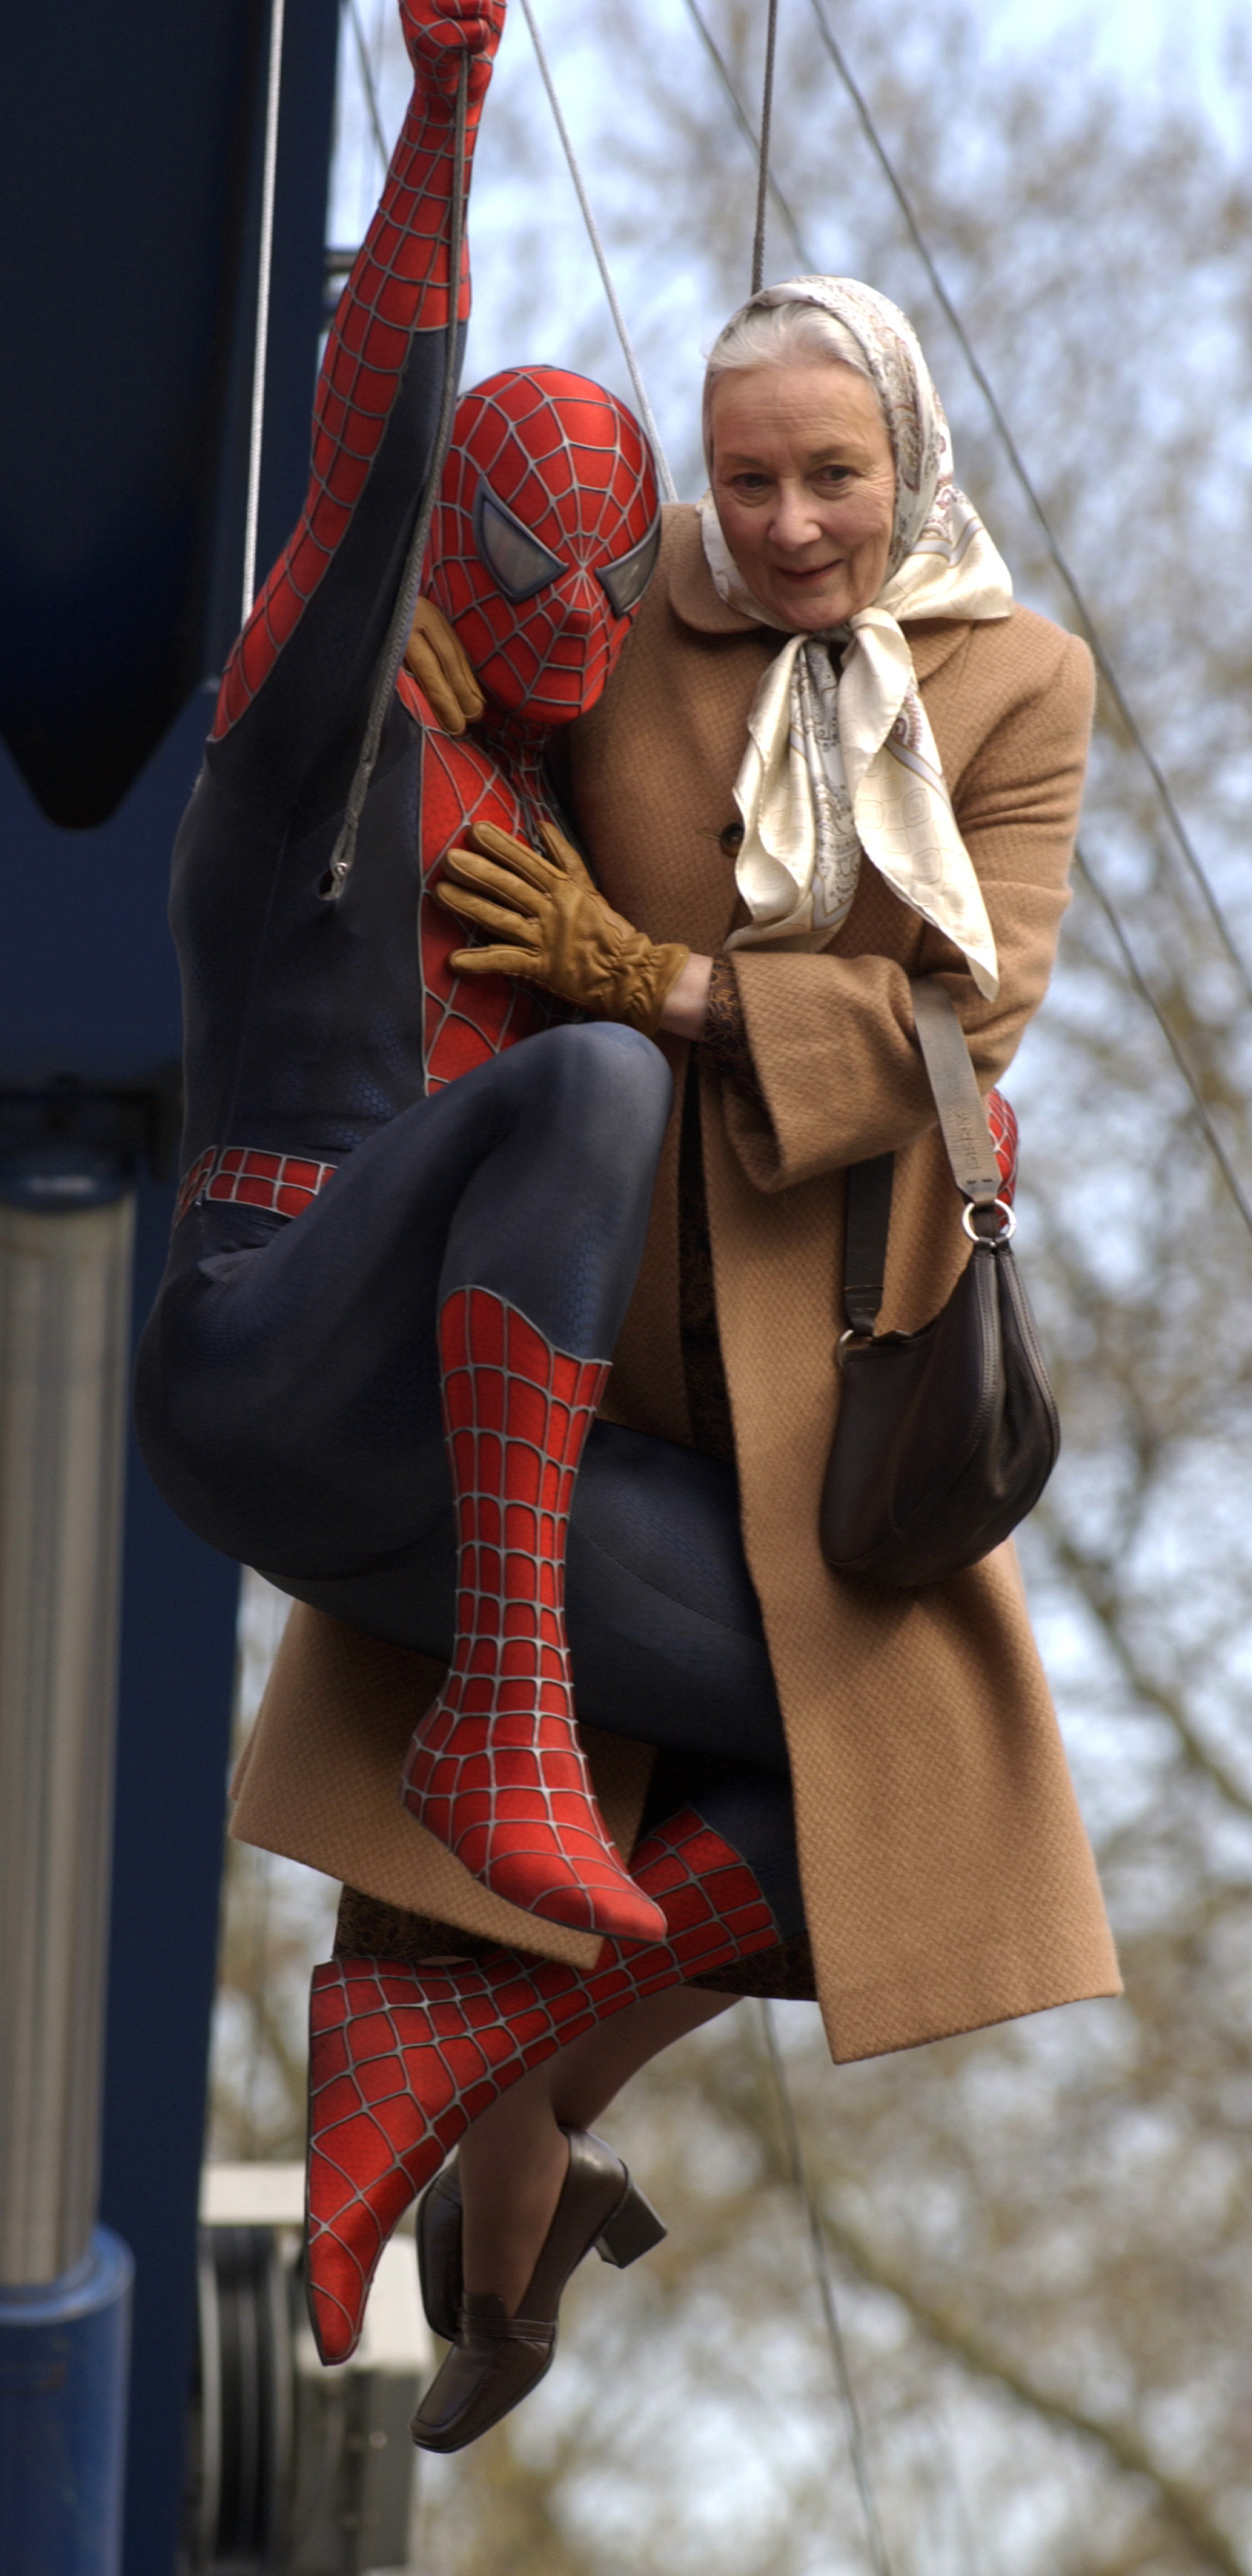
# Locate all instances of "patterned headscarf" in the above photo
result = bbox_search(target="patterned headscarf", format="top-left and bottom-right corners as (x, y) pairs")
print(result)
(701, 277), (1012, 997)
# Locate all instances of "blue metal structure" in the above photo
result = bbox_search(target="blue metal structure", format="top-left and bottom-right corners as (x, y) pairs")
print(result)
(0, 2234), (134, 2576)
(0, 6), (341, 2567)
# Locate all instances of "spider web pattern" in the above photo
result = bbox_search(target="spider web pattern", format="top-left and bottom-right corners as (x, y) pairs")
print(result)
(427, 368), (659, 723)
(402, 677), (569, 1091)
(986, 1086), (1018, 1203)
(173, 1145), (338, 1231)
(402, 1288), (666, 1943)
(305, 1804), (781, 2362)
(212, 47), (487, 740)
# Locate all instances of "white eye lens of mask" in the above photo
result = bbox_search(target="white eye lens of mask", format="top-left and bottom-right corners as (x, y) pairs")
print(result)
(599, 513), (662, 617)
(472, 482), (566, 603)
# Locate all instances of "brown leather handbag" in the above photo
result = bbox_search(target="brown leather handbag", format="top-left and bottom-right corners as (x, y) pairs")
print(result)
(818, 979), (1060, 1587)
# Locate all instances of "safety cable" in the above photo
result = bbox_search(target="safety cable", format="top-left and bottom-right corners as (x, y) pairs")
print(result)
(806, 0), (1252, 1013)
(1074, 847), (1252, 1240)
(681, 0), (817, 273)
(751, 0), (781, 294)
(321, 53), (470, 899)
(518, 0), (678, 502)
(348, 0), (391, 176)
(243, 1848), (273, 2159)
(761, 2003), (896, 2576)
(241, 0), (287, 622)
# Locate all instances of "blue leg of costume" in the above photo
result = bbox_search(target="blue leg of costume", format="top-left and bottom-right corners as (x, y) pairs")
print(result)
(137, 1024), (669, 1571)
(137, 1022), (799, 1936)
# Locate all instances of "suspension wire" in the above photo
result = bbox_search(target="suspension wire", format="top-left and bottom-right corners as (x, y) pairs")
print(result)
(243, 1848), (273, 2157)
(518, 0), (678, 501)
(681, 0), (817, 273)
(1074, 848), (1252, 1240)
(751, 0), (781, 294)
(241, 0), (287, 623)
(760, 2003), (896, 2576)
(348, 0), (391, 176)
(321, 54), (470, 899)
(806, 0), (1252, 1014)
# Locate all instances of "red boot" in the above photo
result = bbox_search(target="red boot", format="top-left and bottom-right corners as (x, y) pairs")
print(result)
(401, 1286), (665, 1944)
(306, 1807), (781, 2363)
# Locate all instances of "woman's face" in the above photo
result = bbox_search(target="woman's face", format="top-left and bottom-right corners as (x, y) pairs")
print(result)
(709, 360), (896, 629)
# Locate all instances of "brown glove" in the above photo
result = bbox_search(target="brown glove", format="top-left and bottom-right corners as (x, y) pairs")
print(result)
(404, 598), (484, 736)
(436, 820), (690, 1037)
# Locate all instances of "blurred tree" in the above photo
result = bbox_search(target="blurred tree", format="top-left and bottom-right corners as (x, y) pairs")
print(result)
(215, 3), (1252, 2568)
(208, 1573), (337, 2162)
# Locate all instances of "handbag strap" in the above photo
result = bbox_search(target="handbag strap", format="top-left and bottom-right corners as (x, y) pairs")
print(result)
(841, 979), (1005, 1335)
(911, 980), (1004, 1207)
(842, 1153), (896, 1335)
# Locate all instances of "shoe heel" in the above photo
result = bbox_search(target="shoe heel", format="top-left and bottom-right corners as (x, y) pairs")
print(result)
(594, 2177), (667, 2269)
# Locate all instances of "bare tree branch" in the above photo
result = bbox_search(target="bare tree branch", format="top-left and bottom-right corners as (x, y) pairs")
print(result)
(817, 2206), (1248, 2576)
(1043, 1520), (1252, 1825)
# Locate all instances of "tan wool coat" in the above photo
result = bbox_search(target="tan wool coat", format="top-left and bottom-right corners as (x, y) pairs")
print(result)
(232, 505), (1119, 2063)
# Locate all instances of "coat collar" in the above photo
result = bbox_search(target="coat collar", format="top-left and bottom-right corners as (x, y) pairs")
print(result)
(662, 504), (760, 634)
(661, 501), (975, 683)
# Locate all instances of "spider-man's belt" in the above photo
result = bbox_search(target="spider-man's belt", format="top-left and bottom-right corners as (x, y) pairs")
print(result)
(174, 1145), (338, 1231)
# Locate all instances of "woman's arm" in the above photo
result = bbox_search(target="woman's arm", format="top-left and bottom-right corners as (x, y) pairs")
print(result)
(208, 0), (502, 817)
(658, 953), (714, 1038)
(719, 626), (1095, 1193)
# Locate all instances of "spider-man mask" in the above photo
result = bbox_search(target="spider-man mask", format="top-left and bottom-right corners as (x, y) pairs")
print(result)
(426, 367), (661, 727)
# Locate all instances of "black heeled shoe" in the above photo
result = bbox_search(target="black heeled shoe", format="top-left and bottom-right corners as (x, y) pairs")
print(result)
(410, 2129), (666, 2452)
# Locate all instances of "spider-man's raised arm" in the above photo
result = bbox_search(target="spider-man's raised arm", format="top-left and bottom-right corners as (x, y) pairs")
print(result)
(208, 0), (503, 818)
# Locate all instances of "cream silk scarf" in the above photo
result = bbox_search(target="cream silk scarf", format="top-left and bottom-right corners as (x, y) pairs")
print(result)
(702, 278), (1012, 999)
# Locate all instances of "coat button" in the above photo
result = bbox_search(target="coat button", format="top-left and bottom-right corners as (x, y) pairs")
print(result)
(719, 821), (744, 857)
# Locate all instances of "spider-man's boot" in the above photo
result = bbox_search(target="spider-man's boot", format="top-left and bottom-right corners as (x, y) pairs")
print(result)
(306, 1805), (782, 2363)
(401, 1287), (666, 1944)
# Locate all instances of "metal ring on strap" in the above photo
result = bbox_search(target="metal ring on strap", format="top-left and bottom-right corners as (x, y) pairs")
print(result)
(962, 1195), (1017, 1243)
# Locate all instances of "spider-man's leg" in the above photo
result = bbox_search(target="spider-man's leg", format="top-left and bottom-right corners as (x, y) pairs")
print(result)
(136, 1024), (673, 1937)
(277, 1421), (790, 1771)
(398, 1288), (669, 1942)
(305, 1774), (800, 2364)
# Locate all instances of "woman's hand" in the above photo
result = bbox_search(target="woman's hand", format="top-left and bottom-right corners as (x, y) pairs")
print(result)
(435, 821), (691, 1037)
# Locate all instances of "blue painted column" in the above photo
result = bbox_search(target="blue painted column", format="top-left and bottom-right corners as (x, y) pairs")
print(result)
(0, 2233), (134, 2576)
(0, 1168), (137, 2574)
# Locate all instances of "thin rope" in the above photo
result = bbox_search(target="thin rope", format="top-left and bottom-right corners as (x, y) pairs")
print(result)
(243, 1849), (272, 2157)
(681, 0), (817, 272)
(322, 55), (470, 901)
(806, 0), (1252, 1014)
(751, 0), (781, 293)
(760, 2003), (896, 2576)
(518, 0), (678, 502)
(241, 0), (287, 623)
(349, 0), (391, 176)
(1074, 847), (1252, 1241)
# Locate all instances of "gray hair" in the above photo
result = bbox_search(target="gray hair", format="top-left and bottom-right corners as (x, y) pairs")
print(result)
(702, 299), (877, 470)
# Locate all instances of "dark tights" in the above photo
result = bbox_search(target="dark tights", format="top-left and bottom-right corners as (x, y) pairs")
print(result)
(136, 1025), (801, 1935)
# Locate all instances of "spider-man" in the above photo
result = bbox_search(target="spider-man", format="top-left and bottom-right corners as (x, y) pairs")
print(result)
(135, 0), (801, 1967)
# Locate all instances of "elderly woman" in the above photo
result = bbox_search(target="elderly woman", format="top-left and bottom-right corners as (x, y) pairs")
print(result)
(235, 276), (1118, 2447)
